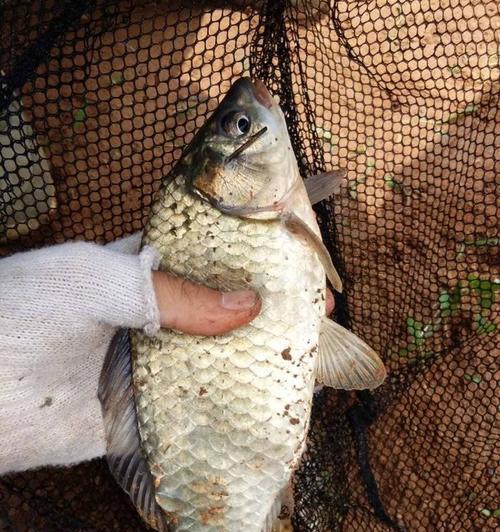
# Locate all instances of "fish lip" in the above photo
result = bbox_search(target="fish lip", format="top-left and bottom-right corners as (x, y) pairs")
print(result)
(231, 77), (275, 109)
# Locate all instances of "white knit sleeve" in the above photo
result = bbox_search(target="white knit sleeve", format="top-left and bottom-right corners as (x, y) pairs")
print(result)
(0, 236), (160, 475)
(1, 239), (161, 334)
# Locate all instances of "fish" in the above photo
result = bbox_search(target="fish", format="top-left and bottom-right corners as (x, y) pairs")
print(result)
(98, 77), (386, 531)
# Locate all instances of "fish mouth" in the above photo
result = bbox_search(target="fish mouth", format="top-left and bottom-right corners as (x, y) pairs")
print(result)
(253, 79), (275, 109)
(228, 77), (276, 109)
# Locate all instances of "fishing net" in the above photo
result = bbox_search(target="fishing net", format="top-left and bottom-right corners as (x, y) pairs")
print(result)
(0, 0), (498, 530)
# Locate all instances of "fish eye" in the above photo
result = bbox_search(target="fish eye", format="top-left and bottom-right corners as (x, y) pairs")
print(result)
(222, 111), (251, 137)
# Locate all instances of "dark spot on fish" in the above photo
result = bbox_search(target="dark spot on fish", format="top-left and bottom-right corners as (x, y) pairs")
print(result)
(18, 375), (25, 381)
(313, 298), (318, 304)
(40, 397), (53, 408)
(199, 506), (225, 526)
(164, 511), (179, 526)
(172, 202), (177, 210)
(199, 387), (208, 396)
(171, 227), (177, 236)
(290, 418), (300, 425)
(321, 294), (325, 301)
(316, 288), (321, 293)
(281, 348), (292, 360)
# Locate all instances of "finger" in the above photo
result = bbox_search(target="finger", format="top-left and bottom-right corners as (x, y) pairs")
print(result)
(152, 271), (261, 336)
(326, 288), (335, 315)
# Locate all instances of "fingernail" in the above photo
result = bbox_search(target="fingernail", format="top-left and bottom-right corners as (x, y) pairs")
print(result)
(221, 290), (258, 310)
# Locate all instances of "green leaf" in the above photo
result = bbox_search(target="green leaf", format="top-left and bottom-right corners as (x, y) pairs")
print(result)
(447, 65), (461, 76)
(74, 108), (86, 123)
(467, 273), (480, 287)
(474, 314), (497, 335)
(465, 373), (482, 384)
(316, 127), (334, 142)
(480, 280), (493, 291)
(479, 508), (491, 518)
(111, 72), (124, 85)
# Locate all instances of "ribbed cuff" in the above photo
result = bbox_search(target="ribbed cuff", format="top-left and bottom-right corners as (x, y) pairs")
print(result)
(139, 246), (161, 336)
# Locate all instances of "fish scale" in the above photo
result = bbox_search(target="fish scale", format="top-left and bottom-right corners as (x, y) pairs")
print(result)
(130, 174), (325, 531)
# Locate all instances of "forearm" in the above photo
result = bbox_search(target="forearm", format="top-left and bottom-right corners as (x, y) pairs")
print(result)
(0, 240), (159, 474)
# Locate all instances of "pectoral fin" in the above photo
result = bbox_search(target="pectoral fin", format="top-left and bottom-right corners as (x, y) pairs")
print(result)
(317, 317), (386, 390)
(281, 211), (342, 292)
(305, 169), (347, 205)
(98, 330), (170, 531)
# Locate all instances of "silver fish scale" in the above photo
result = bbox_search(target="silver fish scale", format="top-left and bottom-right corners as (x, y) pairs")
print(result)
(131, 175), (325, 531)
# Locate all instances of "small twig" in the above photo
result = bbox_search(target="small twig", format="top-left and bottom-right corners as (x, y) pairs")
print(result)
(226, 126), (268, 162)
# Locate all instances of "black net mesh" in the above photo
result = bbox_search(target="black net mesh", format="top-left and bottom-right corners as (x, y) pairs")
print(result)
(0, 0), (498, 530)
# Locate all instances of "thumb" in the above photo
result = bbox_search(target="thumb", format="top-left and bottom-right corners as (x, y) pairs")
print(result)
(152, 271), (261, 336)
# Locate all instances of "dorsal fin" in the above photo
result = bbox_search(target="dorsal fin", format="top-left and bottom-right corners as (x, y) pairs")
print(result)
(98, 330), (170, 531)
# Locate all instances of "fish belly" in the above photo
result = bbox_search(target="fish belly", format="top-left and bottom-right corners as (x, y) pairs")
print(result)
(131, 177), (325, 530)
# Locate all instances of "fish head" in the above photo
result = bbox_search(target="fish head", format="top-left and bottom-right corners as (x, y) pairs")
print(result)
(182, 77), (300, 219)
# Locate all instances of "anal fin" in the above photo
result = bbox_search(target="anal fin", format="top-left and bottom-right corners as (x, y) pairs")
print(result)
(98, 330), (169, 531)
(317, 317), (386, 390)
(263, 483), (295, 532)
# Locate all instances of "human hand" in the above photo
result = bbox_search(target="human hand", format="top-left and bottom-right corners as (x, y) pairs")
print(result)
(152, 271), (261, 336)
(0, 234), (260, 476)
